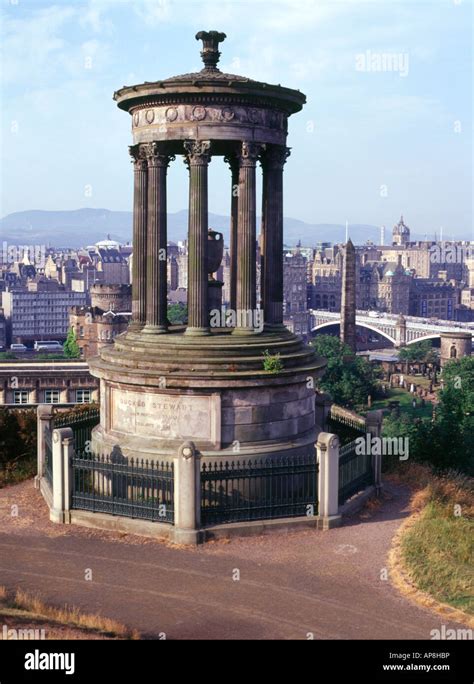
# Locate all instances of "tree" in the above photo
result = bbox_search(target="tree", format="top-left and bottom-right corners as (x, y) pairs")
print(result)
(63, 327), (80, 358)
(167, 304), (188, 325)
(399, 340), (438, 365)
(311, 335), (380, 408)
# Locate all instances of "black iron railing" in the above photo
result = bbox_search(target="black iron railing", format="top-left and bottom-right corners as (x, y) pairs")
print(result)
(201, 452), (318, 526)
(71, 452), (174, 524)
(327, 404), (366, 446)
(338, 438), (373, 505)
(53, 406), (100, 452)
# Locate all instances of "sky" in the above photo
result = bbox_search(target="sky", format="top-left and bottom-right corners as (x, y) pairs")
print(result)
(0, 0), (472, 239)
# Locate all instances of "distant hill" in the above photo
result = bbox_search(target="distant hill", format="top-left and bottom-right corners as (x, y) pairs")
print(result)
(0, 208), (457, 248)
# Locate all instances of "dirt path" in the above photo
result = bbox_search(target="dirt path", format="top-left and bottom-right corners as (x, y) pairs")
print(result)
(0, 479), (467, 640)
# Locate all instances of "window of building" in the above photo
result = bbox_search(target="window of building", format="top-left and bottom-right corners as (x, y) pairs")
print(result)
(13, 390), (28, 405)
(76, 389), (91, 404)
(44, 390), (60, 404)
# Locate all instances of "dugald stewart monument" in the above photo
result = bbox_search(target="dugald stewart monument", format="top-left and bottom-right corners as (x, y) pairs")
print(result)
(37, 31), (374, 548)
(89, 30), (326, 501)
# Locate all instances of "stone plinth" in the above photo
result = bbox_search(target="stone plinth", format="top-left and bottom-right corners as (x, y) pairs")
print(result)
(89, 327), (325, 464)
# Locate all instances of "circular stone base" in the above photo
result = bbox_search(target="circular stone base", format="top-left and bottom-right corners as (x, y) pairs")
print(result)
(88, 326), (326, 463)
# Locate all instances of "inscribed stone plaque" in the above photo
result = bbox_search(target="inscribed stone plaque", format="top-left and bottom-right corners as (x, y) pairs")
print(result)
(111, 388), (215, 442)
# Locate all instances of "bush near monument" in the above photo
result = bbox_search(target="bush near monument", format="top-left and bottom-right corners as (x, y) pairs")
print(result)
(311, 335), (379, 409)
(0, 409), (37, 487)
(63, 327), (80, 359)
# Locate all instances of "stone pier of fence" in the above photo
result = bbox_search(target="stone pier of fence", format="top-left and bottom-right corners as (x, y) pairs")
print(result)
(36, 404), (383, 544)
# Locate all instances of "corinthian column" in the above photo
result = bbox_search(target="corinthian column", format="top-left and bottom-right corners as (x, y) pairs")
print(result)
(260, 145), (290, 329)
(143, 143), (174, 334)
(224, 153), (239, 312)
(183, 140), (211, 335)
(129, 144), (148, 329)
(233, 141), (264, 334)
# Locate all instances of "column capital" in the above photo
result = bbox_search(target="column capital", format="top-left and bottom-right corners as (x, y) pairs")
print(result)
(260, 144), (291, 171)
(183, 140), (211, 166)
(143, 142), (175, 168)
(129, 143), (148, 170)
(237, 141), (265, 167)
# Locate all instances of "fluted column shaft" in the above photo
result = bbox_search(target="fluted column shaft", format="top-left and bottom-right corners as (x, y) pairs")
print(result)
(129, 144), (148, 329)
(224, 154), (239, 312)
(184, 140), (211, 335)
(234, 142), (264, 334)
(143, 143), (174, 334)
(261, 145), (290, 328)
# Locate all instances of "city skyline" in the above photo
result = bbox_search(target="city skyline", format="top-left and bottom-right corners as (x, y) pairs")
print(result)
(1, 0), (472, 238)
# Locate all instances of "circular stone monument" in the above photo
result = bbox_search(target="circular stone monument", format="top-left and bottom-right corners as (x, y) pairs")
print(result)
(89, 31), (326, 464)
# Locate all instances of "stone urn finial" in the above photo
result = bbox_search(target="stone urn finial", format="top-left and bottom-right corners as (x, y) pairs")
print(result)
(196, 30), (226, 71)
(207, 229), (224, 279)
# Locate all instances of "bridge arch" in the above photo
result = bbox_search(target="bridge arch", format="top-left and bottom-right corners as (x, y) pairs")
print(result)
(311, 320), (397, 345)
(406, 333), (441, 346)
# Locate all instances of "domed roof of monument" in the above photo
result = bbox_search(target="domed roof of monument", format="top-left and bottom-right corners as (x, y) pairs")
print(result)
(114, 30), (306, 115)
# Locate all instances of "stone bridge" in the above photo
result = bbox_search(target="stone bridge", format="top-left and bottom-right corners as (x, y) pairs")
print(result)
(310, 310), (473, 348)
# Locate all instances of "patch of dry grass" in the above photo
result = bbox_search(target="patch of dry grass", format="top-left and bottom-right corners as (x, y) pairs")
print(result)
(0, 586), (140, 639)
(389, 464), (474, 615)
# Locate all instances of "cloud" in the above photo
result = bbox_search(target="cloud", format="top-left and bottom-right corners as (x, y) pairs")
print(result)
(1, 5), (76, 86)
(131, 0), (172, 26)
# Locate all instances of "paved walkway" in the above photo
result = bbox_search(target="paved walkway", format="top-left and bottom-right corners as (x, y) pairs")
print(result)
(0, 480), (466, 639)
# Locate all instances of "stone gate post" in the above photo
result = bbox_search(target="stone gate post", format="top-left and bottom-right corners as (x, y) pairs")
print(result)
(173, 441), (201, 545)
(50, 427), (73, 524)
(316, 432), (341, 530)
(36, 404), (53, 489)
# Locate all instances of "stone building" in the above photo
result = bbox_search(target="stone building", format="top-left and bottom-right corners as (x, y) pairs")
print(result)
(3, 279), (87, 344)
(69, 284), (132, 359)
(90, 283), (131, 312)
(95, 248), (130, 285)
(167, 255), (179, 291)
(311, 247), (343, 311)
(392, 215), (410, 246)
(0, 360), (98, 405)
(440, 331), (472, 367)
(374, 256), (412, 314)
(283, 251), (310, 335)
(409, 279), (457, 319)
